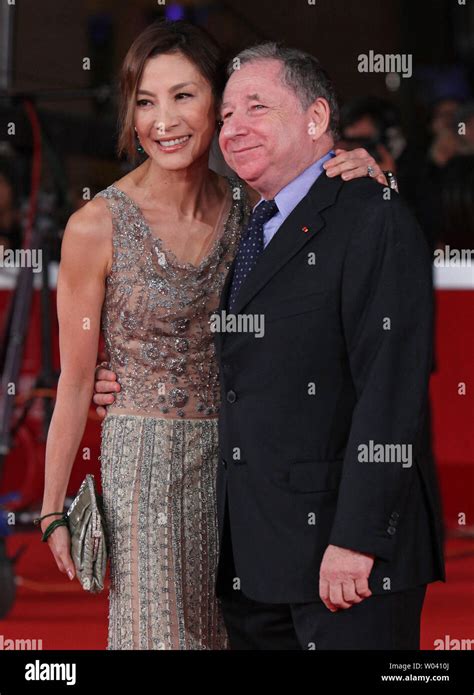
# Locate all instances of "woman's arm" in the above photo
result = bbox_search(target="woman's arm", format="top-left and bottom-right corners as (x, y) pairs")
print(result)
(40, 198), (112, 572)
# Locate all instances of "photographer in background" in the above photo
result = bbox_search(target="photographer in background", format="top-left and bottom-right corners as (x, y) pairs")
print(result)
(338, 96), (426, 223)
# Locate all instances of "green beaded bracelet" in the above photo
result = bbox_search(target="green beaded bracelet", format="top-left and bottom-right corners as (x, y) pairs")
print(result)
(34, 511), (65, 528)
(41, 516), (69, 542)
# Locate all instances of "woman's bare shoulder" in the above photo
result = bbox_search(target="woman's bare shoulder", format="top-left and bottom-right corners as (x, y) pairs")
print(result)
(64, 195), (113, 244)
(60, 196), (114, 277)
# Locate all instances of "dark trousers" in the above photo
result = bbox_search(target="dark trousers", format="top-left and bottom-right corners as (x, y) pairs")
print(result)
(217, 499), (427, 650)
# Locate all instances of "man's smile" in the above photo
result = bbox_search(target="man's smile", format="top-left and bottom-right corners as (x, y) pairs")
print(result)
(230, 145), (262, 154)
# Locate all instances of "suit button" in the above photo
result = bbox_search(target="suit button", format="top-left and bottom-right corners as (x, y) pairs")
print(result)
(390, 512), (400, 521)
(221, 458), (227, 469)
(387, 526), (396, 536)
(226, 390), (237, 403)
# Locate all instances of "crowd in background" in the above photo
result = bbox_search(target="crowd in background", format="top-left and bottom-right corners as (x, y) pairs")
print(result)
(338, 95), (474, 253)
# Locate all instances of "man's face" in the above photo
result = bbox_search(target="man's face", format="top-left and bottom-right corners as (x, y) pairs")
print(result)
(219, 59), (326, 197)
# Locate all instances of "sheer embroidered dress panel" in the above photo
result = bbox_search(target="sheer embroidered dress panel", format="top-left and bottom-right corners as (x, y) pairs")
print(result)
(94, 177), (247, 419)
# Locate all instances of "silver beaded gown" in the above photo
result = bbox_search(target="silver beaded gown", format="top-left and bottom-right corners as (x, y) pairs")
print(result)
(93, 176), (249, 650)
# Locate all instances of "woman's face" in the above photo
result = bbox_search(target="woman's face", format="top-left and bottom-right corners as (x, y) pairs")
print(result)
(134, 52), (217, 171)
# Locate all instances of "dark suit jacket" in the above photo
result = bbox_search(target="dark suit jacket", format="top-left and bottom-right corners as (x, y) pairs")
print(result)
(214, 172), (446, 604)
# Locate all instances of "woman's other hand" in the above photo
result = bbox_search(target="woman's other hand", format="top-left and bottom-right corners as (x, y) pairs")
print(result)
(40, 518), (75, 582)
(324, 147), (390, 186)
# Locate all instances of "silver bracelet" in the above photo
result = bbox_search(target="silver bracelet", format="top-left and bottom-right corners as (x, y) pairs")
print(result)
(383, 170), (399, 192)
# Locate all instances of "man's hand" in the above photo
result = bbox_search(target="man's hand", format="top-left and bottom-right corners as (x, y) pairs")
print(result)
(93, 363), (120, 419)
(319, 544), (375, 612)
(324, 147), (389, 186)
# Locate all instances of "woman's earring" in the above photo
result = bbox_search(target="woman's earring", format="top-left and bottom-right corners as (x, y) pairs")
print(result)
(134, 129), (145, 154)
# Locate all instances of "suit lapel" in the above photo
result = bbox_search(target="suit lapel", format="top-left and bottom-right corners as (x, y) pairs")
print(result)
(214, 256), (236, 357)
(230, 172), (344, 316)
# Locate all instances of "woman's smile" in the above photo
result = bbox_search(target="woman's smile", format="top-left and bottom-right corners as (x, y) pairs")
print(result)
(154, 134), (192, 152)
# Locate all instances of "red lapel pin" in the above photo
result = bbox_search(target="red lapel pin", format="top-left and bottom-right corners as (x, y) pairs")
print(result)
(302, 226), (309, 233)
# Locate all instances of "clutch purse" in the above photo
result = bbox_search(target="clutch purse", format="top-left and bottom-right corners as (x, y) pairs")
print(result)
(67, 474), (108, 593)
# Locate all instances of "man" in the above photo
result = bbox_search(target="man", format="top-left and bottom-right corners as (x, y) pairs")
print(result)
(94, 43), (445, 649)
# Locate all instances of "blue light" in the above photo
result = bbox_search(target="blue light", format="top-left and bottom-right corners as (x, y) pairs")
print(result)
(165, 4), (185, 21)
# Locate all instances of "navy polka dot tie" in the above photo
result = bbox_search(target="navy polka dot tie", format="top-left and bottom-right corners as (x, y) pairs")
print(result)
(228, 199), (278, 312)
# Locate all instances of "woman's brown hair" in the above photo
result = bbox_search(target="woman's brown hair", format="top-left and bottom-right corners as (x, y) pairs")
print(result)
(117, 20), (225, 164)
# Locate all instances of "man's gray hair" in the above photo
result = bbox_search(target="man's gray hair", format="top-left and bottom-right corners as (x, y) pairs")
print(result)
(226, 42), (339, 138)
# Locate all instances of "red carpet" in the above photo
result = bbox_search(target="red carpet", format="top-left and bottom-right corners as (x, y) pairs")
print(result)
(0, 530), (109, 650)
(0, 531), (472, 650)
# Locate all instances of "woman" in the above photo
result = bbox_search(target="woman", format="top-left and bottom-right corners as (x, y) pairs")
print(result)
(39, 20), (388, 650)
